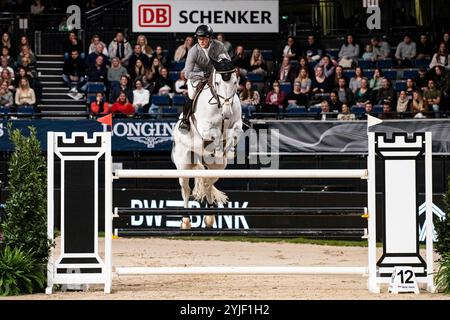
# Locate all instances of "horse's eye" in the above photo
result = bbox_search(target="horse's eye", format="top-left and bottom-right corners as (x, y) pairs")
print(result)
(215, 82), (219, 86)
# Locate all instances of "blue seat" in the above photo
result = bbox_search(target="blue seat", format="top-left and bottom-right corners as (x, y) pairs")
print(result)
(151, 95), (170, 105)
(290, 60), (299, 69)
(170, 62), (185, 71)
(86, 82), (105, 93)
(326, 49), (339, 59)
(383, 70), (397, 80)
(0, 107), (10, 114)
(373, 105), (384, 113)
(246, 72), (265, 82)
(285, 106), (306, 114)
(17, 106), (34, 114)
(87, 95), (97, 104)
(364, 70), (374, 79)
(414, 59), (430, 68)
(309, 61), (318, 69)
(377, 59), (393, 69)
(161, 107), (178, 118)
(261, 50), (273, 61)
(350, 105), (365, 114)
(169, 71), (179, 81)
(358, 60), (374, 69)
(308, 106), (322, 114)
(403, 69), (419, 79)
(344, 70), (356, 79)
(395, 81), (407, 92)
(280, 82), (292, 94)
(172, 94), (186, 106)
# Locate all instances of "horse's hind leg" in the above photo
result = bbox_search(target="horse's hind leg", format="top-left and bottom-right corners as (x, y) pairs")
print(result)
(179, 177), (192, 229)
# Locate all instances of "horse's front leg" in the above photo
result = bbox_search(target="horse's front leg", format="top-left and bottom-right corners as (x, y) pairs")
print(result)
(225, 121), (243, 158)
(179, 177), (192, 229)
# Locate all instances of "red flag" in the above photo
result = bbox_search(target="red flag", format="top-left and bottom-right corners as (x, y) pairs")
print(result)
(97, 114), (112, 128)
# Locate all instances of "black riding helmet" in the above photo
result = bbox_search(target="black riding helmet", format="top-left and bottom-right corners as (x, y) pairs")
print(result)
(195, 25), (213, 37)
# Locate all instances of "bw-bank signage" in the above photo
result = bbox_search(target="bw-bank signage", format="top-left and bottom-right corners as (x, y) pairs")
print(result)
(132, 0), (279, 33)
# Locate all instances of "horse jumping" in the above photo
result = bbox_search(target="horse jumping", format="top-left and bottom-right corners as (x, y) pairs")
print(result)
(171, 59), (243, 229)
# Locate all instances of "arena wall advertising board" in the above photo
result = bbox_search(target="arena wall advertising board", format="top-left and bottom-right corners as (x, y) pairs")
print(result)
(132, 0), (279, 33)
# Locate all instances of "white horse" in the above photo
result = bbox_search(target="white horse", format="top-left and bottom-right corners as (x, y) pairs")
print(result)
(171, 59), (243, 229)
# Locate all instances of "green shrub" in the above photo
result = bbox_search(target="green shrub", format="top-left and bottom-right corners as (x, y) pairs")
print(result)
(1, 126), (51, 265)
(0, 246), (45, 296)
(435, 177), (450, 293)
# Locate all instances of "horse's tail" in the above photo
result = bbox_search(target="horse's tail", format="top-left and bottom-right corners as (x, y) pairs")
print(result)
(192, 163), (228, 205)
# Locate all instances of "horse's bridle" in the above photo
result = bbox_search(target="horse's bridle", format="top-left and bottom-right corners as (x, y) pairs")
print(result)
(208, 69), (237, 109)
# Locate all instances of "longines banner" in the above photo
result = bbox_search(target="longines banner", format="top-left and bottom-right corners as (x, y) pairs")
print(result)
(1, 119), (450, 153)
(132, 0), (279, 33)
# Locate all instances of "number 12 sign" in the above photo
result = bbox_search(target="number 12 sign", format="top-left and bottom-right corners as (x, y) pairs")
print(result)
(388, 266), (420, 294)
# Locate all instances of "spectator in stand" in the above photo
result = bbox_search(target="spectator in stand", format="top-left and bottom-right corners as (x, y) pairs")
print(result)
(1, 69), (14, 92)
(371, 36), (391, 61)
(411, 89), (427, 116)
(416, 34), (435, 60)
(369, 68), (384, 94)
(396, 90), (410, 113)
(90, 92), (110, 115)
(107, 57), (128, 88)
(108, 31), (132, 67)
(128, 44), (150, 72)
(298, 56), (313, 76)
(234, 67), (245, 94)
(415, 67), (429, 91)
(153, 45), (170, 69)
(281, 36), (300, 61)
(15, 78), (35, 110)
(286, 81), (307, 110)
(0, 57), (14, 80)
(1, 47), (15, 67)
(174, 36), (194, 63)
(354, 78), (372, 108)
(16, 45), (36, 69)
(429, 43), (450, 71)
(232, 45), (249, 77)
(423, 79), (441, 112)
(86, 55), (107, 97)
(0, 81), (13, 108)
(249, 48), (267, 76)
(1, 32), (11, 51)
(362, 43), (375, 61)
(62, 50), (86, 93)
(327, 91), (342, 112)
(86, 43), (109, 68)
(311, 65), (331, 94)
(331, 65), (348, 89)
(265, 81), (286, 110)
(294, 67), (311, 95)
(147, 57), (162, 83)
(315, 55), (337, 78)
(380, 99), (395, 119)
(18, 36), (32, 54)
(110, 75), (133, 103)
(429, 66), (447, 91)
(277, 56), (296, 84)
(129, 59), (146, 82)
(349, 67), (364, 93)
(240, 80), (260, 117)
(333, 77), (354, 105)
(320, 100), (330, 117)
(376, 78), (396, 105)
(395, 34), (416, 67)
(88, 34), (109, 56)
(441, 32), (450, 51)
(110, 91), (135, 116)
(63, 31), (84, 60)
(175, 71), (188, 95)
(304, 34), (324, 62)
(15, 66), (41, 97)
(338, 34), (360, 68)
(216, 33), (233, 57)
(136, 35), (153, 58)
(337, 103), (355, 120)
(153, 67), (174, 95)
(405, 78), (416, 101)
(132, 79), (150, 112)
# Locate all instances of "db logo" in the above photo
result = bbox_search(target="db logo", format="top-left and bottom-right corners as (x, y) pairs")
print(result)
(138, 4), (171, 27)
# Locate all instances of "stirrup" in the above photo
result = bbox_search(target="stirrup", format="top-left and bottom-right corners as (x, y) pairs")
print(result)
(178, 119), (190, 133)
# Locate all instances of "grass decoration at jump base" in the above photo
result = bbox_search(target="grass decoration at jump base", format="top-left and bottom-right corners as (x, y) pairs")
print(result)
(435, 176), (450, 294)
(0, 125), (51, 296)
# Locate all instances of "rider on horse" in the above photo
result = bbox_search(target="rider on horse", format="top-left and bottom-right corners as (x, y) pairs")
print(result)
(179, 24), (230, 133)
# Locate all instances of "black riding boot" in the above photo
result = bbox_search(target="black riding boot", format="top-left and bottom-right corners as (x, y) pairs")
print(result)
(179, 98), (193, 133)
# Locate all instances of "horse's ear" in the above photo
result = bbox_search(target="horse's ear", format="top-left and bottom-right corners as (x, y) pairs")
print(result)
(209, 57), (220, 69)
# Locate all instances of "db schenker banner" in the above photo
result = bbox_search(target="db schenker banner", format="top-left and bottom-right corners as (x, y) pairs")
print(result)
(132, 0), (279, 33)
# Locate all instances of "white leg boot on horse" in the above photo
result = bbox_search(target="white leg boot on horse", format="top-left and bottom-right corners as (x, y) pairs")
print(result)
(179, 177), (192, 230)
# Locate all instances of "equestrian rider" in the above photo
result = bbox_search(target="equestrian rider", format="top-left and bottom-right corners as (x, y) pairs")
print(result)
(179, 24), (230, 133)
